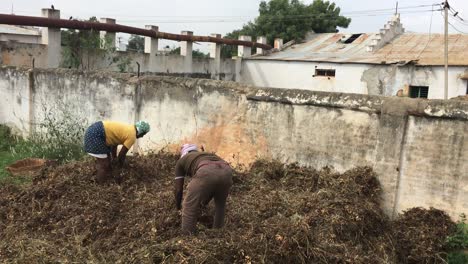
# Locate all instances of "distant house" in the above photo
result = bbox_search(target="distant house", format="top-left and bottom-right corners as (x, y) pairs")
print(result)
(0, 24), (41, 44)
(240, 14), (468, 99)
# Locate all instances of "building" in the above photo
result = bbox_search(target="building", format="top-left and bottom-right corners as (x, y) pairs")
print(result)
(0, 24), (41, 44)
(240, 14), (468, 99)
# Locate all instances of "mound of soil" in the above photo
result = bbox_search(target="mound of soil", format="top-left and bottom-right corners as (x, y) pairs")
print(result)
(393, 207), (456, 264)
(0, 153), (456, 263)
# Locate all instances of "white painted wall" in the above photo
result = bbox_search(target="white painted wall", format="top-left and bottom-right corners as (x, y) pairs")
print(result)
(240, 60), (369, 94)
(0, 67), (31, 136)
(240, 59), (468, 99)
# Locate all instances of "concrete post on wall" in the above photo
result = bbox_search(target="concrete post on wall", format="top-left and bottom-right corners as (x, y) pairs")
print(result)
(209, 33), (222, 80)
(274, 38), (284, 50)
(256, 36), (267, 55)
(144, 25), (159, 72)
(238, 35), (252, 58)
(41, 8), (61, 68)
(180, 31), (193, 74)
(100, 18), (116, 49)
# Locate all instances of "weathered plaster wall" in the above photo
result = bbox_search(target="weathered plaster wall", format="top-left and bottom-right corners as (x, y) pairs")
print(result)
(0, 34), (41, 44)
(0, 67), (32, 136)
(394, 116), (468, 218)
(1, 66), (467, 219)
(32, 69), (137, 125)
(0, 42), (48, 68)
(241, 59), (468, 99)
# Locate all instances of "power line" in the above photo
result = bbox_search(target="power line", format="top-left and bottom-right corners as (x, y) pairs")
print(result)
(448, 20), (468, 34)
(116, 9), (440, 24)
(0, 3), (441, 20)
(448, 6), (468, 26)
(448, 4), (468, 22)
(415, 4), (435, 60)
(439, 10), (468, 34)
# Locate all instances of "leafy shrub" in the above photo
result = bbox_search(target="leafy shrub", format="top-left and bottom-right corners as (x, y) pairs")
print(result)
(447, 214), (468, 264)
(0, 125), (14, 151)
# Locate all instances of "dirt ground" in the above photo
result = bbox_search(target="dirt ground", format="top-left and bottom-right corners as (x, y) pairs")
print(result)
(0, 153), (456, 263)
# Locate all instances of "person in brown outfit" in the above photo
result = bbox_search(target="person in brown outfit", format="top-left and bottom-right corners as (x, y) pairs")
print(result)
(174, 143), (233, 235)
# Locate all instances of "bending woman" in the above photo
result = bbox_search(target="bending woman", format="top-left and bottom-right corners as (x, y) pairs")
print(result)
(83, 120), (150, 182)
(174, 144), (233, 234)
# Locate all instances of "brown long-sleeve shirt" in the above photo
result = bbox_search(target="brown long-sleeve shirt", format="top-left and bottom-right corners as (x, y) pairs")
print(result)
(174, 152), (224, 179)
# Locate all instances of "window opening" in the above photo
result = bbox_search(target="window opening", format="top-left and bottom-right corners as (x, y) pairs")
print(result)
(409, 86), (429, 98)
(314, 69), (336, 77)
(343, 34), (363, 44)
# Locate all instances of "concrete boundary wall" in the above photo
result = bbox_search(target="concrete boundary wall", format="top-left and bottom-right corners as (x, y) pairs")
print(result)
(0, 66), (467, 219)
(0, 42), (237, 81)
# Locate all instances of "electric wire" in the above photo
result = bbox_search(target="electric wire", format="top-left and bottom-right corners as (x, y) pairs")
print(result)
(115, 10), (442, 24)
(415, 4), (435, 60)
(0, 4), (443, 24)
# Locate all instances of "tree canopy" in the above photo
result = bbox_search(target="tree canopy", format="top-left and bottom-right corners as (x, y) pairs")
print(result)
(222, 0), (351, 57)
(61, 17), (101, 69)
(127, 35), (145, 53)
(168, 47), (209, 59)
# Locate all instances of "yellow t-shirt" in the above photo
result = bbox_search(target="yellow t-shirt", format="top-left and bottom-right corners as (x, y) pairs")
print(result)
(102, 121), (137, 149)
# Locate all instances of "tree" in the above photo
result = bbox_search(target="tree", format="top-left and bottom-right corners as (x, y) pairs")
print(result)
(61, 17), (133, 71)
(168, 47), (209, 59)
(127, 35), (144, 53)
(61, 16), (118, 70)
(221, 0), (351, 58)
(61, 17), (101, 69)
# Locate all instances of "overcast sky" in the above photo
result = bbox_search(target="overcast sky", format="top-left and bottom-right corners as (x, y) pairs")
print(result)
(1, 0), (467, 51)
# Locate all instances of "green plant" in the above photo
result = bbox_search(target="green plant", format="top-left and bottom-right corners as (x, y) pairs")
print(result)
(221, 0), (351, 58)
(61, 16), (128, 70)
(127, 34), (145, 53)
(25, 104), (87, 162)
(116, 56), (132, 72)
(1, 102), (88, 182)
(168, 47), (210, 58)
(446, 214), (468, 263)
(0, 124), (14, 151)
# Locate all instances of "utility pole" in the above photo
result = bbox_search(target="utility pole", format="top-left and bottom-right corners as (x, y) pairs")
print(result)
(395, 1), (398, 15)
(444, 0), (449, 99)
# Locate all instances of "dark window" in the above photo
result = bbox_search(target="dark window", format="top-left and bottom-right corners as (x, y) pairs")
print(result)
(343, 34), (363, 44)
(466, 81), (468, 95)
(315, 69), (336, 77)
(409, 86), (429, 98)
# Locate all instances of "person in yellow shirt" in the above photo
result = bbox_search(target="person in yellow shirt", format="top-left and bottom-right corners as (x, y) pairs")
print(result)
(83, 120), (150, 183)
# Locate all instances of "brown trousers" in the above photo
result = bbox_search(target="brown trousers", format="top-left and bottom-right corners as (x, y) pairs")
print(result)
(182, 161), (233, 234)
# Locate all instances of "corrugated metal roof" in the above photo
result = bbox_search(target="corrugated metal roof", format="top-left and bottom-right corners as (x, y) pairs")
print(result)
(249, 33), (468, 66)
(0, 24), (40, 35)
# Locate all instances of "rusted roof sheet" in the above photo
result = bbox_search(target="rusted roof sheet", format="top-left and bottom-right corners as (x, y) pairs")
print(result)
(249, 33), (468, 66)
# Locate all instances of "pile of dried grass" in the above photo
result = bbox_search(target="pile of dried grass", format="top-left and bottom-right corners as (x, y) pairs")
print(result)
(0, 153), (456, 263)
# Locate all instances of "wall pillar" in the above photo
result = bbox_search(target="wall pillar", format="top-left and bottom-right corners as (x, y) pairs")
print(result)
(209, 33), (222, 80)
(100, 18), (116, 49)
(274, 38), (284, 50)
(180, 31), (193, 73)
(373, 99), (411, 218)
(238, 35), (252, 58)
(256, 36), (267, 55)
(144, 25), (159, 72)
(41, 8), (61, 68)
(234, 57), (242, 82)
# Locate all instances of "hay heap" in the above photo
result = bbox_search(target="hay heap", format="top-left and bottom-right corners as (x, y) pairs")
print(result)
(0, 153), (456, 263)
